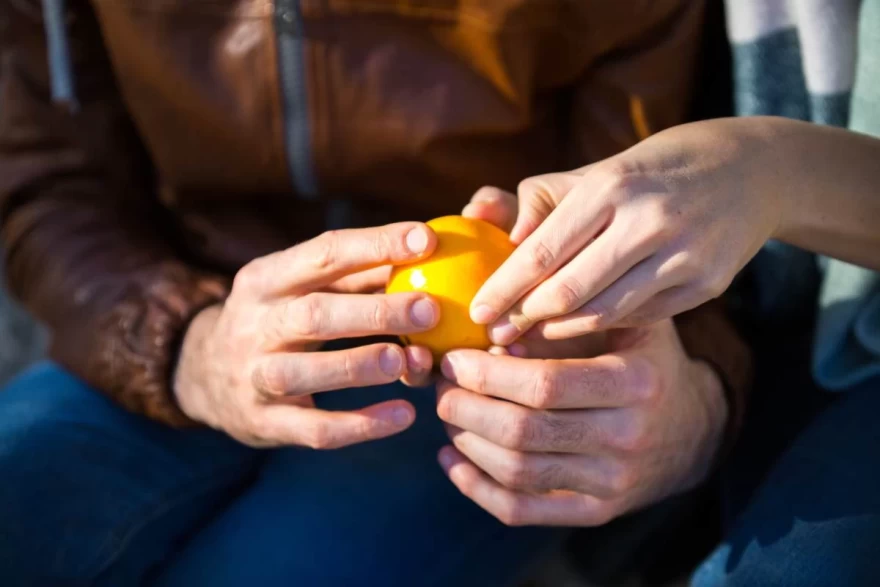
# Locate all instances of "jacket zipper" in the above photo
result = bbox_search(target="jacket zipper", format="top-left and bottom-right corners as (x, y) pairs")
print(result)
(275, 0), (318, 200)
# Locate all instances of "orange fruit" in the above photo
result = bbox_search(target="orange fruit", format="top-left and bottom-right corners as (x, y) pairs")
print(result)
(386, 215), (515, 361)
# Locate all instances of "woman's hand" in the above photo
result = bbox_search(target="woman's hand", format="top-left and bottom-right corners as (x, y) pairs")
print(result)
(469, 118), (789, 344)
(471, 117), (880, 344)
(173, 223), (441, 448)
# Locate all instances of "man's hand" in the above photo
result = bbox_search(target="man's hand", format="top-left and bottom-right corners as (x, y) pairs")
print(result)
(436, 319), (727, 526)
(173, 223), (440, 448)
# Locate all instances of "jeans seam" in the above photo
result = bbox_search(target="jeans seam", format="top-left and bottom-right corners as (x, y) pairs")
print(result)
(83, 461), (253, 580)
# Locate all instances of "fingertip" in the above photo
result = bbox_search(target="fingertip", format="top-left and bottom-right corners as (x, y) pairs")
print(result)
(470, 303), (496, 325)
(470, 186), (508, 204)
(439, 353), (456, 380)
(461, 202), (481, 219)
(438, 445), (462, 472)
(409, 296), (439, 330)
(507, 342), (528, 358)
(374, 399), (416, 430)
(401, 221), (437, 259)
(488, 345), (510, 356)
(488, 318), (521, 346)
(401, 345), (434, 388)
(378, 345), (406, 378)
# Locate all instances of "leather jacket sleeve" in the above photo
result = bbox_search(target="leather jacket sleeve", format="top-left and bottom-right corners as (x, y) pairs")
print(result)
(0, 0), (225, 426)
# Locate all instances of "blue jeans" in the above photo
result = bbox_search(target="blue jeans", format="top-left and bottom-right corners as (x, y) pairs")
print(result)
(691, 382), (880, 587)
(0, 363), (557, 586)
(2, 364), (880, 586)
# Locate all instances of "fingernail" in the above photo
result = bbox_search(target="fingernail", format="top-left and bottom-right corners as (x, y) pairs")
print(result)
(410, 298), (436, 328)
(391, 407), (413, 427)
(461, 203), (479, 218)
(438, 447), (455, 470)
(489, 319), (520, 346)
(471, 304), (496, 324)
(507, 343), (528, 358)
(440, 354), (457, 380)
(405, 227), (429, 254)
(379, 347), (403, 377)
(471, 194), (496, 204)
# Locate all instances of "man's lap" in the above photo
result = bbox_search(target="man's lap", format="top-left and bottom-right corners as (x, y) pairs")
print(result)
(5, 360), (880, 587)
(0, 363), (557, 586)
(156, 379), (558, 586)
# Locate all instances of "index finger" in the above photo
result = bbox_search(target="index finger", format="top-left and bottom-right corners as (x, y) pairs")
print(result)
(469, 190), (609, 327)
(248, 223), (436, 297)
(440, 349), (648, 409)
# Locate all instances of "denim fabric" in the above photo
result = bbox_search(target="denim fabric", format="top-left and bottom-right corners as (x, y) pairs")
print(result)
(0, 363), (556, 586)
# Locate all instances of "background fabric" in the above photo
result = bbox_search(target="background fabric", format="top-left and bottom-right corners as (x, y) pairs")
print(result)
(725, 0), (880, 390)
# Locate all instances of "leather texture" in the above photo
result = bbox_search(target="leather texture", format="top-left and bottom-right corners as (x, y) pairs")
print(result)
(0, 0), (751, 428)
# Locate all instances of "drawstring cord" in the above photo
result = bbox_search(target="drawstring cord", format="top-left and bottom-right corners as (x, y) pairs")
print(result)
(41, 0), (78, 111)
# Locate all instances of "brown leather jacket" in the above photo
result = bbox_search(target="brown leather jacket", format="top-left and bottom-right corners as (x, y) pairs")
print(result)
(0, 0), (751, 428)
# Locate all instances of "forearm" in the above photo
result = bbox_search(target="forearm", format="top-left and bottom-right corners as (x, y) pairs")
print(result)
(750, 117), (880, 269)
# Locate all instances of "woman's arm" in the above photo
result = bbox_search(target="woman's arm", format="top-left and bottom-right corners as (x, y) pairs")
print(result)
(466, 116), (879, 343)
(0, 0), (227, 425)
(764, 117), (880, 269)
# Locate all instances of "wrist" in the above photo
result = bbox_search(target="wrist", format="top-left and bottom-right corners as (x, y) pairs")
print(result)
(728, 116), (793, 241)
(173, 304), (222, 422)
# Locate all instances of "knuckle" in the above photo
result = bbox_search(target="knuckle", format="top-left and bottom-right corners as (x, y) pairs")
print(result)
(530, 365), (560, 409)
(232, 262), (260, 295)
(500, 410), (537, 450)
(302, 420), (332, 450)
(371, 228), (396, 262)
(594, 160), (635, 200)
(341, 352), (360, 385)
(629, 357), (661, 403)
(496, 495), (530, 527)
(695, 273), (729, 299)
(605, 463), (636, 496)
(313, 230), (341, 271)
(517, 177), (542, 198)
(370, 300), (392, 330)
(614, 415), (650, 453)
(525, 241), (557, 273)
(290, 296), (322, 338)
(549, 278), (584, 314)
(470, 364), (489, 395)
(252, 360), (286, 396)
(497, 453), (535, 490)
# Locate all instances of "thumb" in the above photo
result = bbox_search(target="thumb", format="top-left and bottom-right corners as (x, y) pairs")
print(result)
(510, 169), (585, 244)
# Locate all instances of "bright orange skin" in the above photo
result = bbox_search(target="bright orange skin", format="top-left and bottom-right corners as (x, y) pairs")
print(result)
(387, 216), (516, 361)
